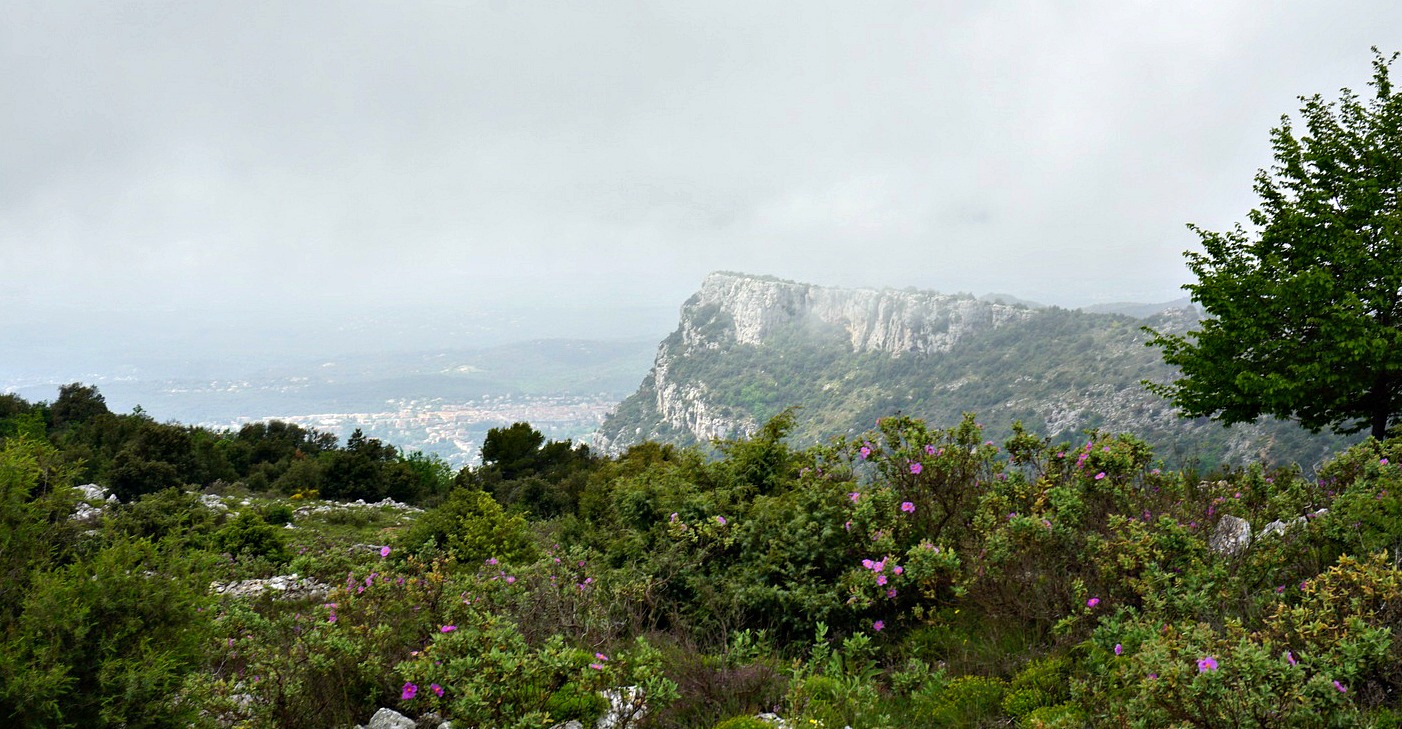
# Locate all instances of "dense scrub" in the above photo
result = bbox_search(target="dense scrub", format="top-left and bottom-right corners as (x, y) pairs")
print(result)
(3, 385), (1402, 727)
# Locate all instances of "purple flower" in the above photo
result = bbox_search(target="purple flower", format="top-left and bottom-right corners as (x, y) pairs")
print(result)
(925, 444), (937, 455)
(873, 620), (884, 632)
(900, 501), (916, 513)
(859, 446), (871, 459)
(1148, 673), (1158, 680)
(1114, 643), (1123, 656)
(1197, 656), (1218, 672)
(1286, 651), (1296, 666)
(1095, 472), (1106, 480)
(380, 546), (391, 557)
(862, 558), (875, 569)
(716, 515), (727, 526)
(849, 492), (861, 503)
(430, 683), (444, 697)
(485, 557), (498, 566)
(440, 625), (457, 633)
(1087, 597), (1100, 608)
(590, 662), (604, 670)
(909, 462), (923, 475)
(1333, 680), (1347, 693)
(876, 574), (888, 586)
(887, 588), (898, 598)
(401, 682), (418, 700)
(595, 652), (609, 661)
(892, 565), (903, 575)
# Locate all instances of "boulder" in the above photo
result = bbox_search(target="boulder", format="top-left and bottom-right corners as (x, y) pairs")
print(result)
(598, 685), (646, 729)
(1209, 514), (1252, 556)
(366, 708), (415, 729)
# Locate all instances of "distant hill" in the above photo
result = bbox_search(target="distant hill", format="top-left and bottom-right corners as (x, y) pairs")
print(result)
(1080, 297), (1198, 319)
(594, 272), (1346, 469)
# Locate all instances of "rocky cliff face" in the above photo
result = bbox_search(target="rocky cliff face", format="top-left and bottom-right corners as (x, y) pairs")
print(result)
(595, 272), (1343, 468)
(678, 272), (1035, 355)
(597, 272), (1037, 450)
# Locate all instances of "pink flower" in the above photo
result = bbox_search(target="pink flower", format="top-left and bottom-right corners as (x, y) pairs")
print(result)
(900, 501), (915, 513)
(1095, 472), (1106, 480)
(892, 565), (903, 575)
(1197, 656), (1218, 672)
(716, 516), (727, 526)
(849, 492), (861, 503)
(909, 462), (923, 475)
(430, 683), (444, 697)
(505, 576), (516, 584)
(590, 662), (605, 670)
(1087, 597), (1100, 608)
(1114, 644), (1122, 655)
(401, 682), (418, 700)
(1333, 680), (1346, 693)
(485, 557), (498, 566)
(1286, 651), (1296, 666)
(380, 546), (391, 557)
(876, 574), (888, 586)
(440, 625), (457, 633)
(862, 559), (874, 569)
(859, 446), (871, 459)
(887, 589), (898, 598)
(595, 652), (609, 661)
(925, 444), (937, 455)
(873, 620), (884, 632)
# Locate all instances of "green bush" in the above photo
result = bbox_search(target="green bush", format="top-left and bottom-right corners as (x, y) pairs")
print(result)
(214, 510), (290, 565)
(0, 538), (214, 727)
(916, 675), (1007, 727)
(397, 487), (537, 565)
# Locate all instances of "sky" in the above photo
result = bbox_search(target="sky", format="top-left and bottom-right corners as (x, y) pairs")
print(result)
(4, 1), (1400, 364)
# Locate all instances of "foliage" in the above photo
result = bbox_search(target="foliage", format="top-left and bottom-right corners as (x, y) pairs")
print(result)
(1148, 49), (1402, 441)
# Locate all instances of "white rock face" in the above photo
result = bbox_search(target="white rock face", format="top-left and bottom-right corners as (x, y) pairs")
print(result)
(608, 272), (1035, 449)
(211, 574), (330, 601)
(70, 483), (119, 521)
(597, 685), (646, 729)
(361, 708), (415, 729)
(1209, 515), (1253, 556)
(687, 272), (1031, 355)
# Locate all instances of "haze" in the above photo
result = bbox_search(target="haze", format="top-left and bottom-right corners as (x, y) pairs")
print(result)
(4, 1), (1398, 381)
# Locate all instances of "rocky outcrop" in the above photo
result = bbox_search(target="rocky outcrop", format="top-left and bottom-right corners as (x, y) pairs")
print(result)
(598, 273), (1036, 449)
(680, 272), (1033, 355)
(594, 272), (1344, 468)
(211, 574), (331, 601)
(1209, 515), (1253, 556)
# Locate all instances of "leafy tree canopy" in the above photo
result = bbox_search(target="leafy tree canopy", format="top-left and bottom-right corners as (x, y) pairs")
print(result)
(1149, 48), (1402, 440)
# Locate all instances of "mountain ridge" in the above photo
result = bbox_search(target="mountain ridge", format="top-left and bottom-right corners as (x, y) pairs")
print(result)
(594, 272), (1344, 468)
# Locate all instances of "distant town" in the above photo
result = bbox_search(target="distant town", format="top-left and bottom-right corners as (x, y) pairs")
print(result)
(206, 393), (619, 467)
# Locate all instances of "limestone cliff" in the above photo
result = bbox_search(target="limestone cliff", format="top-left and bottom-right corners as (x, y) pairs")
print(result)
(595, 272), (1345, 468)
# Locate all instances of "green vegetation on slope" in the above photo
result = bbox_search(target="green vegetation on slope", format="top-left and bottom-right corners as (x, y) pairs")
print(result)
(5, 396), (1402, 728)
(602, 304), (1347, 469)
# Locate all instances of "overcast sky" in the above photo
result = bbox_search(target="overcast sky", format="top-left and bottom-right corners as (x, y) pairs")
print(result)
(4, 1), (1399, 343)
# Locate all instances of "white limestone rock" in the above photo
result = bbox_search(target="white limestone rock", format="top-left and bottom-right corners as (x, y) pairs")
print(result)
(1209, 515), (1253, 556)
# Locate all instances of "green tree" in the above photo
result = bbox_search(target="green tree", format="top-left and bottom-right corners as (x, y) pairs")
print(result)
(480, 422), (546, 479)
(1148, 49), (1402, 440)
(49, 382), (110, 431)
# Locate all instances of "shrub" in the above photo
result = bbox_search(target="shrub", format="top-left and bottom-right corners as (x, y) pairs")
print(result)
(397, 487), (537, 565)
(214, 511), (290, 565)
